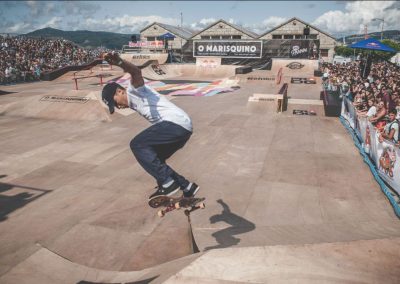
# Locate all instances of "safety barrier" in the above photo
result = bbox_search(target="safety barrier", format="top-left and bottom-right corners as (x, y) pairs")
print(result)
(340, 91), (400, 217)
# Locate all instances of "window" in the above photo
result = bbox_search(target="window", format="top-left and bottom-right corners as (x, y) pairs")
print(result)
(232, 35), (241, 39)
(211, 35), (221, 39)
(320, 49), (329, 57)
(284, 34), (294, 39)
(201, 36), (211, 39)
(272, 35), (282, 39)
(221, 35), (231, 39)
(147, 37), (155, 41)
(309, 34), (318, 39)
(295, 35), (303, 39)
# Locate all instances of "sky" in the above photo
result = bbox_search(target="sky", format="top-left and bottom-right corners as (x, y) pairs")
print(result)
(0, 1), (399, 37)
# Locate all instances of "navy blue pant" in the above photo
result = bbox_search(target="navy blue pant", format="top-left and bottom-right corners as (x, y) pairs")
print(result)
(130, 121), (192, 189)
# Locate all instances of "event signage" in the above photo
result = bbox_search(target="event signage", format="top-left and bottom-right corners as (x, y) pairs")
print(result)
(289, 40), (319, 59)
(129, 41), (163, 48)
(40, 95), (89, 103)
(193, 40), (262, 58)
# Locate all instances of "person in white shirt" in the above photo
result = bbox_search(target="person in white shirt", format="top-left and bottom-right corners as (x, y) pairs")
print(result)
(101, 52), (199, 201)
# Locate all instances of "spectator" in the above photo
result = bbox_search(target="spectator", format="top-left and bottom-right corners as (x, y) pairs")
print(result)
(0, 35), (110, 85)
(380, 109), (399, 144)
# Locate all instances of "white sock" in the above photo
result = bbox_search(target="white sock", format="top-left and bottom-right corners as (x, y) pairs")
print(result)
(184, 183), (193, 192)
(162, 179), (174, 188)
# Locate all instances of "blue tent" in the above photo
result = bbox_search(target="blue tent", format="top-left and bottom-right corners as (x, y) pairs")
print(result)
(157, 32), (176, 40)
(349, 38), (395, 52)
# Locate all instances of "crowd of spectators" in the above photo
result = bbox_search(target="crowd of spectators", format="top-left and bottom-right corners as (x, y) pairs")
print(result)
(321, 59), (400, 145)
(1, 35), (107, 85)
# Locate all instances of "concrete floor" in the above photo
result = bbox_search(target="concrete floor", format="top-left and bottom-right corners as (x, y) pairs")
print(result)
(0, 64), (399, 283)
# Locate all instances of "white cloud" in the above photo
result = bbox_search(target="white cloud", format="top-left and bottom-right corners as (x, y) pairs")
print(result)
(38, 17), (62, 30)
(313, 1), (400, 35)
(190, 18), (216, 31)
(7, 22), (32, 33)
(83, 15), (179, 33)
(243, 16), (287, 35)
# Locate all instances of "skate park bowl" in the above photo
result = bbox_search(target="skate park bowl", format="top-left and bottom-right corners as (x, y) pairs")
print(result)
(1, 56), (400, 283)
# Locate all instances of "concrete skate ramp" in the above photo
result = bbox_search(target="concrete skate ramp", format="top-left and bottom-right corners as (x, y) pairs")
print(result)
(0, 90), (111, 121)
(141, 64), (238, 81)
(2, 238), (399, 283)
(271, 58), (318, 76)
(2, 58), (400, 284)
(120, 53), (168, 66)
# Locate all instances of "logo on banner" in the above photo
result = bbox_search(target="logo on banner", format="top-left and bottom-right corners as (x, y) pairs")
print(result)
(286, 62), (304, 69)
(193, 40), (262, 58)
(291, 45), (308, 57)
(367, 42), (380, 48)
(379, 146), (396, 178)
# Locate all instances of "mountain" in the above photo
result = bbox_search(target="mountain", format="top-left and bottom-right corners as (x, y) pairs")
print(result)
(24, 27), (136, 50)
(336, 30), (400, 45)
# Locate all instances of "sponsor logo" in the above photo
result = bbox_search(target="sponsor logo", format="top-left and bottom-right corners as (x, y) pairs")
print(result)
(291, 45), (308, 57)
(286, 62), (305, 69)
(40, 95), (89, 103)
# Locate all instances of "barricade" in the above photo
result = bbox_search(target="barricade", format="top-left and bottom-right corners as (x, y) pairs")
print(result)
(341, 94), (400, 197)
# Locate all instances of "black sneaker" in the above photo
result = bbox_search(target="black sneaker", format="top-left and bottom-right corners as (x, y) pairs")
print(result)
(183, 183), (200, 198)
(149, 181), (180, 200)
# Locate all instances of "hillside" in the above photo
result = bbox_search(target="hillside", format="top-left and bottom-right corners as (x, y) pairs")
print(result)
(24, 27), (135, 50)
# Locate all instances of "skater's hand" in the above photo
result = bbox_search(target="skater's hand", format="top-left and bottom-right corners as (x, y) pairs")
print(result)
(102, 52), (121, 65)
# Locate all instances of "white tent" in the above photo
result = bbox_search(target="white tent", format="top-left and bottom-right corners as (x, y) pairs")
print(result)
(390, 52), (400, 66)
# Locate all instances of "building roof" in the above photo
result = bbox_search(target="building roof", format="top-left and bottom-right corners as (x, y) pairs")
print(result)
(140, 22), (193, 40)
(190, 19), (259, 39)
(258, 17), (337, 41)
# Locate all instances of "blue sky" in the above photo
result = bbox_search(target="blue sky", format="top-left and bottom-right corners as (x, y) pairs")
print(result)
(0, 1), (399, 37)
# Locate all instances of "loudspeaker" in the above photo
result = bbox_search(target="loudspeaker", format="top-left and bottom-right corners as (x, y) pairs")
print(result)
(131, 35), (139, 43)
(303, 27), (310, 36)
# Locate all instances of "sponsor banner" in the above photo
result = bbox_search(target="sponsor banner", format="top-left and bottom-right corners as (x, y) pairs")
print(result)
(129, 41), (163, 48)
(289, 40), (319, 59)
(193, 40), (262, 58)
(40, 95), (89, 103)
(341, 96), (400, 194)
(196, 57), (221, 68)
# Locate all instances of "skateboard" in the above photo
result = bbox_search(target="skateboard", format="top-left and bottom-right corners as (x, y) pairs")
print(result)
(148, 195), (205, 217)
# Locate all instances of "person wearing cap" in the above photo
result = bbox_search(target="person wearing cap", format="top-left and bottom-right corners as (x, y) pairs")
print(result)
(101, 52), (199, 200)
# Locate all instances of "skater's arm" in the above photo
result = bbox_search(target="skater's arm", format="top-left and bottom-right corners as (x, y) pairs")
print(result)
(102, 52), (144, 88)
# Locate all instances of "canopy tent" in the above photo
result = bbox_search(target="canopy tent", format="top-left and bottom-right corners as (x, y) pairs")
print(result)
(348, 38), (395, 53)
(157, 32), (176, 40)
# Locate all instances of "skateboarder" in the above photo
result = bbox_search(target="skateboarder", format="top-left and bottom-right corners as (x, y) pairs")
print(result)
(101, 52), (199, 200)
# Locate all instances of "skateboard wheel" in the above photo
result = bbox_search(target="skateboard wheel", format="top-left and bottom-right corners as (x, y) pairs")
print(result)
(199, 202), (205, 209)
(175, 202), (181, 210)
(157, 211), (165, 217)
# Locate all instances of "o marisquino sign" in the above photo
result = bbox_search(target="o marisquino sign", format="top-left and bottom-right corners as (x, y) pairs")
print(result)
(193, 40), (262, 58)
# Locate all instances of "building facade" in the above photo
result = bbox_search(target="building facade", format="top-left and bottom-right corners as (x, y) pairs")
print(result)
(140, 22), (192, 51)
(191, 19), (259, 40)
(258, 17), (337, 61)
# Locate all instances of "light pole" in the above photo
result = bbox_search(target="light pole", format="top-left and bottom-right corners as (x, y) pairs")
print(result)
(372, 18), (384, 40)
(180, 12), (183, 63)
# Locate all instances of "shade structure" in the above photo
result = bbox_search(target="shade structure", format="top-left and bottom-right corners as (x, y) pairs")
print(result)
(157, 32), (176, 40)
(349, 38), (395, 52)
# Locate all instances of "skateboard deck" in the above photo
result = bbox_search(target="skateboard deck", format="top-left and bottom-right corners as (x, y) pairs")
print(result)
(148, 195), (205, 217)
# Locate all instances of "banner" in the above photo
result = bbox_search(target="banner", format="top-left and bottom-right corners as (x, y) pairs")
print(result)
(129, 41), (163, 48)
(289, 40), (319, 59)
(193, 40), (262, 58)
(341, 96), (400, 194)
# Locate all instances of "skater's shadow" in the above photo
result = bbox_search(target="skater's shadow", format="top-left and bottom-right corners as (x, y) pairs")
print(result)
(205, 199), (255, 250)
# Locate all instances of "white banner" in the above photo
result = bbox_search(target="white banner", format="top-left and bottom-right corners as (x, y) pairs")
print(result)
(342, 96), (400, 195)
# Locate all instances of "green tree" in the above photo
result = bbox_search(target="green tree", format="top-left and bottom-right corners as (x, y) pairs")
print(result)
(334, 45), (354, 57)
